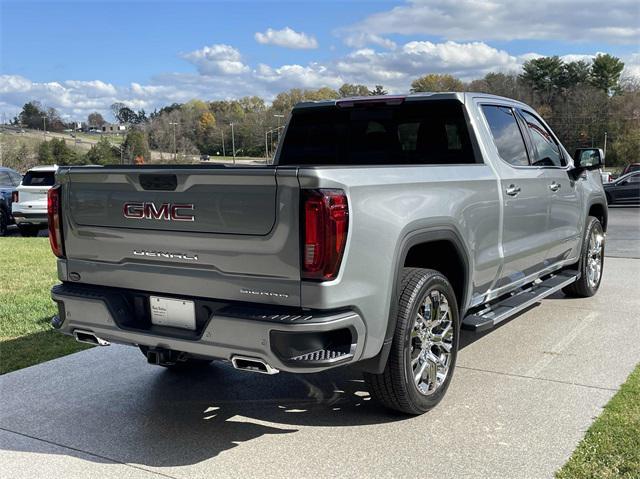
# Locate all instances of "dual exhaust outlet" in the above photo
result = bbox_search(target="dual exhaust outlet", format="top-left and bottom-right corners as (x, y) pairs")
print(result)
(72, 330), (279, 375)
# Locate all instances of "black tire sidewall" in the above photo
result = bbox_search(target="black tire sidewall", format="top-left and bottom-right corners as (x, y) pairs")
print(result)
(400, 273), (460, 412)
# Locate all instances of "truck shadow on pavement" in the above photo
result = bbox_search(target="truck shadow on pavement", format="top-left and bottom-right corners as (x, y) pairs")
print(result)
(1, 358), (405, 468)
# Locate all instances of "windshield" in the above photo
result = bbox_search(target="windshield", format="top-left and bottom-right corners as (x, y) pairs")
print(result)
(279, 100), (477, 166)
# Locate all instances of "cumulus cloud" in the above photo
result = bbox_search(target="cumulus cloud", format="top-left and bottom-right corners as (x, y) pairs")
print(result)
(2, 41), (638, 121)
(347, 0), (640, 44)
(343, 33), (397, 50)
(181, 44), (249, 75)
(255, 27), (318, 49)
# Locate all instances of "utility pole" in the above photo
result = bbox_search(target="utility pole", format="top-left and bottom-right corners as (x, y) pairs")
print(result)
(230, 122), (236, 164)
(221, 129), (226, 160)
(42, 116), (47, 140)
(603, 132), (607, 167)
(265, 130), (269, 160)
(169, 122), (178, 161)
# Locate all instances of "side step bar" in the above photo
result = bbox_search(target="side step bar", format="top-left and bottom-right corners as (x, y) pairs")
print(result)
(462, 271), (578, 332)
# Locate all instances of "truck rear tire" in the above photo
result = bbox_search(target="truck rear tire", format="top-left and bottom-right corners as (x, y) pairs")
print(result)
(563, 216), (605, 298)
(364, 268), (459, 415)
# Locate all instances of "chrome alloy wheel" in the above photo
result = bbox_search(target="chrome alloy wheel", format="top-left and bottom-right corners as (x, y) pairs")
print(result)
(410, 290), (454, 396)
(586, 226), (604, 289)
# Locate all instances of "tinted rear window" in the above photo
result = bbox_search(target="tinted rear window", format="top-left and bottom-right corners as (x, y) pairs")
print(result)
(22, 171), (55, 186)
(278, 100), (476, 166)
(0, 172), (12, 187)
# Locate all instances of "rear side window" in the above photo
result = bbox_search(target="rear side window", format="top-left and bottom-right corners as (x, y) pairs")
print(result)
(520, 110), (565, 167)
(0, 172), (11, 187)
(22, 171), (55, 186)
(481, 105), (529, 167)
(279, 100), (476, 166)
(11, 172), (23, 186)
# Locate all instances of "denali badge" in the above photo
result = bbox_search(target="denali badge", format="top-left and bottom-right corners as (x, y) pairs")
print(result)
(133, 250), (199, 261)
(240, 288), (290, 299)
(123, 202), (195, 221)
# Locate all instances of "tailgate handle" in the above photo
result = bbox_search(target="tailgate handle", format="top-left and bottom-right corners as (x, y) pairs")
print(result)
(139, 174), (177, 191)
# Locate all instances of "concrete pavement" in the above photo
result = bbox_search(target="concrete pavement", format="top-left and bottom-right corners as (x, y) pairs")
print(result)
(1, 208), (639, 479)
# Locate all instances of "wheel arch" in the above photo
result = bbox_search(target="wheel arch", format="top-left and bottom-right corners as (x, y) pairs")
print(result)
(356, 227), (471, 374)
(587, 201), (608, 232)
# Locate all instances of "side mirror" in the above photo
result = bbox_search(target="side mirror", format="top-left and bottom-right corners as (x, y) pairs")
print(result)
(573, 148), (604, 170)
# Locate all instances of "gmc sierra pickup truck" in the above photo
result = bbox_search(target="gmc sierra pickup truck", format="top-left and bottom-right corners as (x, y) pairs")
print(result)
(49, 93), (607, 414)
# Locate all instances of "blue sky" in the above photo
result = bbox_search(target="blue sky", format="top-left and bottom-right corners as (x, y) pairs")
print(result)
(1, 0), (638, 120)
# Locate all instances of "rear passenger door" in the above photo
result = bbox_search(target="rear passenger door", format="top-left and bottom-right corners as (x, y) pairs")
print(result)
(517, 109), (581, 265)
(480, 104), (551, 290)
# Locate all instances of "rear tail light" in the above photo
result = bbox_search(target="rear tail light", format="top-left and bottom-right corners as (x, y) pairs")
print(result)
(11, 191), (18, 203)
(302, 189), (349, 281)
(47, 184), (65, 258)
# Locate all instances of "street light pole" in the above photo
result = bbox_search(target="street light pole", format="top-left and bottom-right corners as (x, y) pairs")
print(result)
(169, 122), (178, 161)
(265, 130), (269, 160)
(230, 122), (236, 163)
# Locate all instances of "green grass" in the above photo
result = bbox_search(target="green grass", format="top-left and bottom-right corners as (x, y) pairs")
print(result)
(557, 364), (640, 478)
(0, 238), (91, 374)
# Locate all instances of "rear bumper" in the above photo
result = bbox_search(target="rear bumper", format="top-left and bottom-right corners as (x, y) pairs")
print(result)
(12, 210), (47, 225)
(51, 283), (366, 373)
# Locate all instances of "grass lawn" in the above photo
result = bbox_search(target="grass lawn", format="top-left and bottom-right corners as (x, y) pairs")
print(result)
(557, 364), (640, 478)
(0, 237), (91, 375)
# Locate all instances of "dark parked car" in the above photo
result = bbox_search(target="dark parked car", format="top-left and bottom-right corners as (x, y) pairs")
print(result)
(604, 171), (640, 205)
(620, 163), (640, 176)
(0, 166), (23, 235)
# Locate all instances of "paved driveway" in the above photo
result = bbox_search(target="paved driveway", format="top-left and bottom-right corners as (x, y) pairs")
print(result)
(1, 207), (639, 479)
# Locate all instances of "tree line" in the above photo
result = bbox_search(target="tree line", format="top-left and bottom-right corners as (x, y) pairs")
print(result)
(6, 53), (639, 168)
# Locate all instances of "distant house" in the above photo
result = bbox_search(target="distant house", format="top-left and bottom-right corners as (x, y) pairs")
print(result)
(102, 123), (127, 133)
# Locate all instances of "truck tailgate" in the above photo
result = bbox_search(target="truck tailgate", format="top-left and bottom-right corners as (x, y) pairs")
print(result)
(60, 166), (301, 306)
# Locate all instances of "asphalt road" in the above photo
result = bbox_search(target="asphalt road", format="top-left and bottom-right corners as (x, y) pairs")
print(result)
(1, 207), (639, 479)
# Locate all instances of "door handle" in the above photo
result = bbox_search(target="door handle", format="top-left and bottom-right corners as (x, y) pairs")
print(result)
(549, 182), (561, 192)
(505, 184), (521, 196)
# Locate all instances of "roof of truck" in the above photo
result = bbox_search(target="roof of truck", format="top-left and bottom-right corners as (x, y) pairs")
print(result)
(292, 92), (530, 111)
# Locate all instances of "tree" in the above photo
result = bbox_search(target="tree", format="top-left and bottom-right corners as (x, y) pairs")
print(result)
(369, 85), (388, 95)
(520, 56), (565, 104)
(110, 102), (141, 124)
(87, 112), (106, 128)
(410, 74), (463, 93)
(85, 137), (119, 165)
(122, 130), (150, 164)
(338, 83), (370, 97)
(590, 54), (625, 95)
(38, 139), (81, 165)
(561, 60), (591, 89)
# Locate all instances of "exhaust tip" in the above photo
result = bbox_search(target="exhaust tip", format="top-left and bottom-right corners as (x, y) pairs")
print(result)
(73, 329), (110, 346)
(231, 355), (279, 375)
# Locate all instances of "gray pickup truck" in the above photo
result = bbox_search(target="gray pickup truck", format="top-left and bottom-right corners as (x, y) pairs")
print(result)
(49, 93), (607, 414)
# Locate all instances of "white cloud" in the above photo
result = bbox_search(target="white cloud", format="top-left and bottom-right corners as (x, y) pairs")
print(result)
(347, 0), (640, 44)
(255, 27), (318, 49)
(2, 42), (638, 121)
(343, 33), (396, 50)
(181, 44), (249, 75)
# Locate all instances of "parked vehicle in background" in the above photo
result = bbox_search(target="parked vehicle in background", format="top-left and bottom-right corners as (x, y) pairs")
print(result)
(12, 165), (58, 236)
(620, 163), (640, 176)
(0, 167), (23, 236)
(48, 93), (608, 415)
(604, 171), (640, 205)
(600, 171), (613, 183)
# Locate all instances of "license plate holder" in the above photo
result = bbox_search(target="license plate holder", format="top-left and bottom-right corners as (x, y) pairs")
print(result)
(150, 296), (196, 330)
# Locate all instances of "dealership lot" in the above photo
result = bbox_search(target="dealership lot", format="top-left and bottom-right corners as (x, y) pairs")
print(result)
(1, 206), (638, 479)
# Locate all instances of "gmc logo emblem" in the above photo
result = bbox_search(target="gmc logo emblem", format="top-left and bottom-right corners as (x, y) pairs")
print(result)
(123, 202), (195, 222)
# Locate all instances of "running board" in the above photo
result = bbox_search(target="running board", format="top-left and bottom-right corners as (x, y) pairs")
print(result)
(462, 272), (579, 332)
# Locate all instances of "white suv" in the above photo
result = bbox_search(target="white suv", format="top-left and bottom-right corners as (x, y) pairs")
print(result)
(12, 165), (58, 236)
